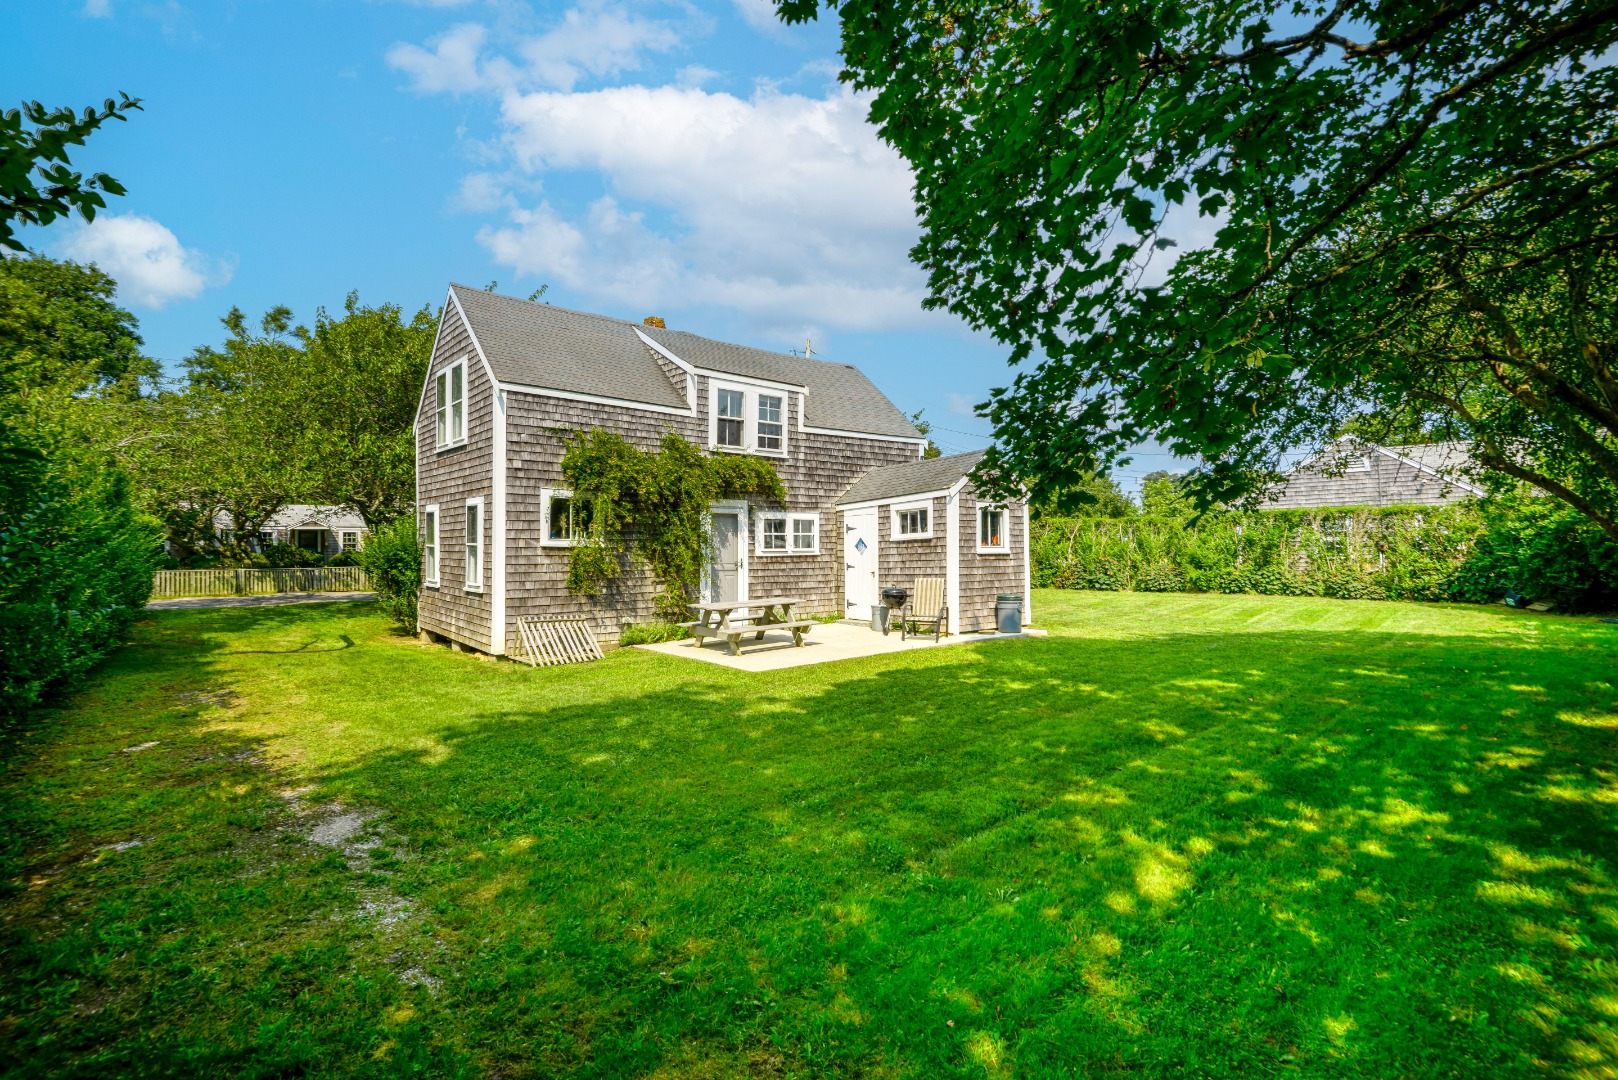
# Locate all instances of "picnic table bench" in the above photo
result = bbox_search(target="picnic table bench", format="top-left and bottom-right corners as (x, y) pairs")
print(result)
(684, 597), (816, 656)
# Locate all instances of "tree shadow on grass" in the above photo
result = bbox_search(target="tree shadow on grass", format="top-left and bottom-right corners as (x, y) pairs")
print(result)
(285, 623), (1618, 1078)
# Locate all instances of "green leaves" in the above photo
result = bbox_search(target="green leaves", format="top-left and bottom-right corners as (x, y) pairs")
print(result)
(0, 94), (142, 253)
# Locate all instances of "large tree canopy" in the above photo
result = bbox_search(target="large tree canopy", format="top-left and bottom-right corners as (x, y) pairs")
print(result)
(785, 0), (1618, 536)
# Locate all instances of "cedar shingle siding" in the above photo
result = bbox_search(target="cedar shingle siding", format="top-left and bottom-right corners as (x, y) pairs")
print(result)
(1265, 440), (1483, 509)
(414, 286), (1026, 653)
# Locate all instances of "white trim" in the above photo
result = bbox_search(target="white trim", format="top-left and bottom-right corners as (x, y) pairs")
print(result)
(446, 288), (507, 399)
(496, 380), (695, 417)
(633, 328), (697, 376)
(539, 486), (584, 547)
(490, 391), (507, 654)
(803, 423), (931, 448)
(976, 503), (1010, 554)
(891, 501), (935, 540)
(835, 487), (952, 513)
(422, 504), (440, 589)
(433, 359), (469, 450)
(412, 288), (459, 424)
(945, 491), (961, 635)
(707, 380), (788, 458)
(755, 512), (820, 555)
(464, 496), (484, 593)
(1021, 503), (1032, 627)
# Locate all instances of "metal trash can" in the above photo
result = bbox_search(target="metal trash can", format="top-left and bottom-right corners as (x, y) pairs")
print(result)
(995, 594), (1023, 634)
(871, 604), (891, 633)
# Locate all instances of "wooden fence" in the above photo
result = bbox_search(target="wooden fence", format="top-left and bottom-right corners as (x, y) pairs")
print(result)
(150, 566), (372, 600)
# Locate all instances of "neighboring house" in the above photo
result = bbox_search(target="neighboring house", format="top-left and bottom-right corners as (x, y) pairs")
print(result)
(413, 285), (1031, 654)
(243, 506), (369, 556)
(1265, 438), (1485, 509)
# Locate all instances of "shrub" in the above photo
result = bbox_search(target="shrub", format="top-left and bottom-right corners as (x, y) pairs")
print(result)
(325, 551), (361, 567)
(1447, 496), (1618, 612)
(0, 428), (161, 713)
(259, 542), (322, 568)
(619, 622), (690, 646)
(357, 516), (420, 628)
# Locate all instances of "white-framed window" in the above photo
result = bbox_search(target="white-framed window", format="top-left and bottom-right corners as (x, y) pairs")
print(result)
(257, 530), (275, 548)
(422, 505), (440, 587)
(464, 497), (483, 591)
(540, 487), (590, 547)
(757, 512), (820, 555)
(757, 394), (783, 451)
(434, 360), (466, 449)
(708, 381), (788, 456)
(1343, 454), (1371, 473)
(341, 531), (359, 552)
(892, 502), (933, 540)
(977, 504), (1009, 553)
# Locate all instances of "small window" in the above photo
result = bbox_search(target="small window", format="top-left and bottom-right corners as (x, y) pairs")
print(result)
(978, 505), (1009, 553)
(761, 516), (787, 552)
(757, 394), (783, 452)
(257, 530), (275, 548)
(1343, 454), (1370, 473)
(541, 487), (591, 547)
(893, 503), (932, 539)
(791, 515), (817, 553)
(341, 531), (359, 552)
(422, 506), (439, 587)
(464, 498), (482, 590)
(717, 388), (745, 447)
(435, 360), (466, 449)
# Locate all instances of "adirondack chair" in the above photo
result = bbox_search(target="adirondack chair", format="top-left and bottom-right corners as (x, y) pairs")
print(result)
(902, 576), (948, 642)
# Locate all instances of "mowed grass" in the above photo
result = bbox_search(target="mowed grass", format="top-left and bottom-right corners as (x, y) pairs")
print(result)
(3, 592), (1618, 1079)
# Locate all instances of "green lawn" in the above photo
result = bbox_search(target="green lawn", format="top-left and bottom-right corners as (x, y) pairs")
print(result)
(3, 592), (1617, 1078)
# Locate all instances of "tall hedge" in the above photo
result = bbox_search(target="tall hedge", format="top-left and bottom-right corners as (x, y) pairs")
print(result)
(0, 422), (161, 712)
(1033, 502), (1618, 612)
(357, 515), (420, 629)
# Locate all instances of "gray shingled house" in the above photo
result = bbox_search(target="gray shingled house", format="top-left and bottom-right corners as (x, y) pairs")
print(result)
(413, 286), (1031, 654)
(1265, 438), (1484, 508)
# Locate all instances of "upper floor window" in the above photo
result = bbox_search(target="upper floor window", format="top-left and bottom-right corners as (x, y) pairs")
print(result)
(716, 389), (745, 447)
(757, 394), (783, 451)
(435, 360), (466, 448)
(977, 505), (1009, 553)
(893, 503), (932, 539)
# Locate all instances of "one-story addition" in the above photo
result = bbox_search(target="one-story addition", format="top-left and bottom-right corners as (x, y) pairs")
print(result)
(413, 285), (1031, 654)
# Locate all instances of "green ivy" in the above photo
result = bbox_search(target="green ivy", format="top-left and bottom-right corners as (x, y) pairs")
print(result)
(561, 431), (786, 620)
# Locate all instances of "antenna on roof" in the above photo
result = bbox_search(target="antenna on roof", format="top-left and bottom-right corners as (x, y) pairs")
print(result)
(804, 338), (813, 359)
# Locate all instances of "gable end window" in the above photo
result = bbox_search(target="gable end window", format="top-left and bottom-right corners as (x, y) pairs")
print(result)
(422, 505), (440, 587)
(757, 513), (819, 555)
(977, 505), (1009, 553)
(435, 360), (466, 449)
(892, 503), (932, 540)
(540, 487), (591, 547)
(464, 497), (483, 591)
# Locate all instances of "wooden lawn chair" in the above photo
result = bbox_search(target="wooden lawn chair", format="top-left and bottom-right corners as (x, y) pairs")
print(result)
(902, 576), (948, 642)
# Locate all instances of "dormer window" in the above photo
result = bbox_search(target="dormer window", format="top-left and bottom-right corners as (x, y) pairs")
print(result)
(709, 382), (788, 456)
(757, 395), (783, 451)
(717, 389), (745, 447)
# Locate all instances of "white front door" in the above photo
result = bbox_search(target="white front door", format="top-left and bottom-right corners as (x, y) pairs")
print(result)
(843, 508), (878, 620)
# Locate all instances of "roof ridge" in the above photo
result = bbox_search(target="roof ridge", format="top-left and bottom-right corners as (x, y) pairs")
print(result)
(448, 283), (642, 330)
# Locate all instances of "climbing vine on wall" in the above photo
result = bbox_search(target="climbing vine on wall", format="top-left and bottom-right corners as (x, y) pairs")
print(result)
(560, 430), (786, 619)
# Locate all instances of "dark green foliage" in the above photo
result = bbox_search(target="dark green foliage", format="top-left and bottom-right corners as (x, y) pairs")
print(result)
(0, 418), (159, 712)
(254, 543), (323, 569)
(797, 0), (1618, 538)
(1038, 501), (1618, 611)
(356, 516), (420, 628)
(0, 255), (155, 395)
(0, 94), (141, 253)
(617, 621), (691, 646)
(562, 430), (787, 619)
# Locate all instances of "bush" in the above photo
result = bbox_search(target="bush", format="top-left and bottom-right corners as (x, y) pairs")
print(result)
(1447, 496), (1618, 612)
(619, 622), (690, 646)
(358, 516), (420, 628)
(0, 429), (161, 713)
(325, 551), (361, 567)
(259, 542), (323, 568)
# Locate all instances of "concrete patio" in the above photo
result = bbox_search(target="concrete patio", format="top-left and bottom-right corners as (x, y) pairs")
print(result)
(633, 618), (1046, 671)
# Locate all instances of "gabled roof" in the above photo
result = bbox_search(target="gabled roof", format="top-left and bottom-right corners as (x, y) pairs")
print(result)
(1295, 437), (1484, 494)
(837, 449), (987, 506)
(446, 285), (922, 440)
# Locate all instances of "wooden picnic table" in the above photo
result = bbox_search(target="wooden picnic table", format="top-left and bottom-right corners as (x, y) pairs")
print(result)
(685, 597), (816, 655)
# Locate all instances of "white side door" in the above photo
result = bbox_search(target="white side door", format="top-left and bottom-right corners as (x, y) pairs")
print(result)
(843, 508), (878, 620)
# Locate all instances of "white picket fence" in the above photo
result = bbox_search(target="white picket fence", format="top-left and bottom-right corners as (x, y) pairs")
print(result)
(150, 566), (372, 600)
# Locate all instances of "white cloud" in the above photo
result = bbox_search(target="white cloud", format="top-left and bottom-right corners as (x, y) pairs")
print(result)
(58, 214), (231, 309)
(733, 0), (785, 34)
(477, 83), (928, 329)
(388, 2), (680, 94)
(947, 392), (978, 417)
(82, 0), (112, 17)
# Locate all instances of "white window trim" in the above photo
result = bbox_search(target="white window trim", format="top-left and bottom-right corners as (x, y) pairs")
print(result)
(707, 380), (789, 458)
(756, 512), (819, 555)
(422, 504), (440, 588)
(435, 359), (468, 451)
(976, 503), (1011, 554)
(540, 486), (583, 548)
(464, 496), (484, 592)
(891, 501), (935, 540)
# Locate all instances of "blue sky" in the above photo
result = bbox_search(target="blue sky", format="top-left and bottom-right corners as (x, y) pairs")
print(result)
(6, 0), (1191, 481)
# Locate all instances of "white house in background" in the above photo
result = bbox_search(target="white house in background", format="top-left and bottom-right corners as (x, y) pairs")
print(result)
(222, 505), (369, 556)
(1266, 439), (1485, 509)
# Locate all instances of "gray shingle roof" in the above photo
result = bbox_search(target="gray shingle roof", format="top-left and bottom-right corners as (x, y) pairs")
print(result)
(450, 285), (688, 410)
(837, 449), (987, 506)
(448, 285), (921, 439)
(639, 327), (920, 439)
